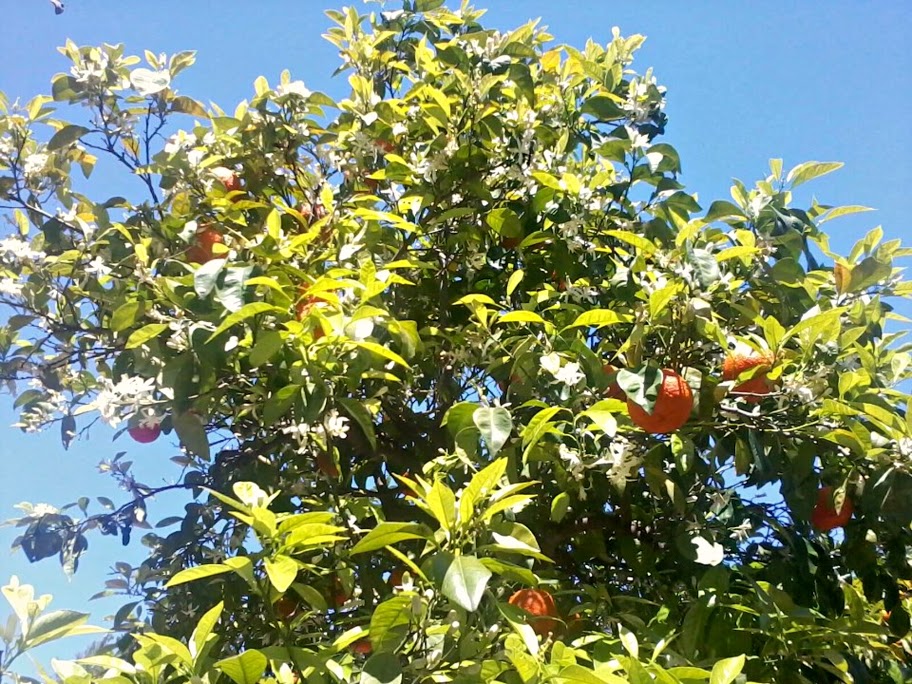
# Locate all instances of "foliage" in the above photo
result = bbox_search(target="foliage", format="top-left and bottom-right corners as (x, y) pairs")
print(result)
(1, 1), (912, 682)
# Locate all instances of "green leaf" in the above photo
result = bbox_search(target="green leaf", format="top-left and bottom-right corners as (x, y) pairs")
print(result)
(649, 284), (678, 319)
(460, 458), (508, 525)
(47, 125), (90, 151)
(555, 665), (626, 684)
(351, 522), (432, 555)
(284, 523), (348, 550)
(125, 323), (169, 349)
(486, 208), (522, 237)
(369, 595), (413, 652)
(266, 208), (282, 240)
(249, 330), (283, 367)
(704, 200), (746, 223)
(355, 341), (410, 368)
(507, 269), (524, 296)
(24, 610), (90, 648)
(206, 302), (283, 342)
(521, 406), (563, 461)
(173, 412), (210, 459)
(688, 248), (720, 287)
(551, 492), (570, 523)
(581, 95), (625, 121)
(617, 366), (662, 413)
(110, 300), (144, 332)
(191, 601), (223, 661)
(498, 311), (545, 325)
(130, 67), (171, 96)
(426, 481), (457, 533)
(165, 563), (232, 587)
(709, 655), (745, 684)
(193, 257), (226, 298)
(569, 309), (625, 328)
(171, 95), (209, 118)
(337, 397), (378, 452)
(473, 406), (513, 457)
(437, 554), (492, 612)
(786, 160), (843, 188)
(216, 650), (268, 684)
(817, 204), (874, 224)
(263, 384), (299, 426)
(360, 653), (403, 684)
(264, 555), (298, 593)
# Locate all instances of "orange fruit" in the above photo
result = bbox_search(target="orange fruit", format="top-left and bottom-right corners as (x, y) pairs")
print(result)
(389, 568), (405, 587)
(186, 225), (225, 264)
(212, 166), (242, 193)
(295, 285), (321, 320)
(128, 424), (161, 444)
(316, 451), (339, 478)
(500, 236), (521, 250)
(274, 595), (299, 621)
(811, 486), (853, 532)
(603, 364), (625, 400)
(626, 369), (693, 434)
(330, 576), (350, 609)
(509, 588), (559, 637)
(723, 350), (775, 403)
(351, 638), (372, 655)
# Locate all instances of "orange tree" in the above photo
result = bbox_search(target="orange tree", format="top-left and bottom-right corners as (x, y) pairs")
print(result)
(1, 2), (911, 682)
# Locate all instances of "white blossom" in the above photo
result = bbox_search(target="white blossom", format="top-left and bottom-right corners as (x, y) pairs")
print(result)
(84, 256), (111, 277)
(0, 278), (23, 296)
(276, 80), (311, 99)
(325, 409), (350, 439)
(92, 375), (158, 427)
(0, 237), (46, 264)
(692, 536), (725, 566)
(23, 153), (49, 177)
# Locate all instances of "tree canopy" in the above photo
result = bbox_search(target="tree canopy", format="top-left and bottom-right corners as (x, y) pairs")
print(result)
(2, 1), (912, 682)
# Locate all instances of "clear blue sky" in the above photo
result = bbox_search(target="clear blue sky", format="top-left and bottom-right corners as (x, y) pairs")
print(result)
(1, 0), (910, 663)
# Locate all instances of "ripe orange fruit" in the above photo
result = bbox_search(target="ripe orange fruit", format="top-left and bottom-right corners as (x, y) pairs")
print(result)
(603, 364), (625, 400)
(500, 236), (522, 250)
(389, 568), (405, 588)
(212, 166), (242, 193)
(509, 588), (559, 637)
(331, 576), (350, 609)
(128, 424), (161, 443)
(295, 285), (321, 320)
(811, 486), (853, 532)
(316, 451), (339, 478)
(274, 595), (299, 621)
(351, 638), (372, 655)
(723, 350), (775, 403)
(186, 225), (224, 264)
(374, 139), (395, 154)
(626, 369), (693, 434)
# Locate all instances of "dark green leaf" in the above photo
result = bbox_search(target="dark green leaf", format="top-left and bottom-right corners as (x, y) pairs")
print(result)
(47, 125), (90, 151)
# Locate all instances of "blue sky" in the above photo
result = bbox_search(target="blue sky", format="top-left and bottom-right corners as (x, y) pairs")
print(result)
(0, 0), (910, 664)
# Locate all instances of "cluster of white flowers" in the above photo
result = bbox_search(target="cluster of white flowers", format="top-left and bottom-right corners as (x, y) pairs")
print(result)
(282, 409), (351, 453)
(0, 277), (23, 296)
(70, 50), (111, 86)
(22, 152), (49, 178)
(92, 375), (158, 428)
(622, 74), (666, 124)
(540, 352), (585, 388)
(780, 366), (830, 405)
(275, 80), (311, 99)
(0, 236), (46, 265)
